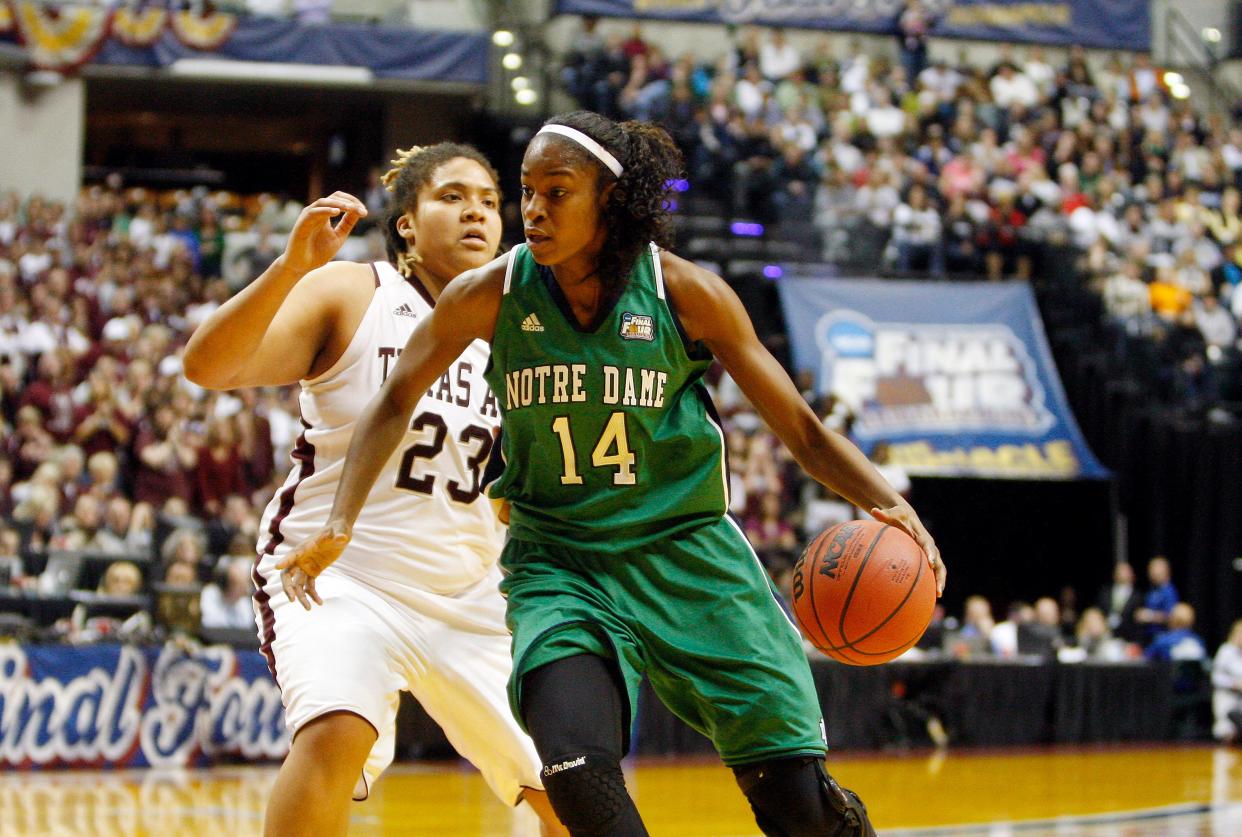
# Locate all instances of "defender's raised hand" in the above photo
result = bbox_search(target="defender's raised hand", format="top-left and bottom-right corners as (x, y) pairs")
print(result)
(281, 192), (368, 276)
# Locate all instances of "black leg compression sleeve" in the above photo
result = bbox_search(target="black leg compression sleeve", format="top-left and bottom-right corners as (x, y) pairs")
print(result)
(522, 655), (649, 837)
(733, 758), (877, 837)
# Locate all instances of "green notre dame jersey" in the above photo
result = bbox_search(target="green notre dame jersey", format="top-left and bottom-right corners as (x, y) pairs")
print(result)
(485, 243), (728, 552)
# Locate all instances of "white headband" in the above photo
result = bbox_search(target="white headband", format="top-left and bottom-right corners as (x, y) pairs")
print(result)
(536, 124), (624, 178)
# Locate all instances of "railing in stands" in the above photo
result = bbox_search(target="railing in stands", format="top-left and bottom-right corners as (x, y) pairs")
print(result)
(1162, 4), (1242, 114)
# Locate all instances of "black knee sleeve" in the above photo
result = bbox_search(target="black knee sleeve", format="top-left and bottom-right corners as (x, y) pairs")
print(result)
(734, 758), (876, 837)
(539, 751), (647, 837)
(522, 655), (648, 837)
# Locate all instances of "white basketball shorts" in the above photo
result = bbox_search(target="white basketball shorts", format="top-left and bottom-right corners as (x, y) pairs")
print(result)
(255, 561), (542, 803)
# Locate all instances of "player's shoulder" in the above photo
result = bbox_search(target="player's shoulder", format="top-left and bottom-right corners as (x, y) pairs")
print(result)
(294, 260), (379, 304)
(655, 248), (731, 305)
(442, 250), (511, 303)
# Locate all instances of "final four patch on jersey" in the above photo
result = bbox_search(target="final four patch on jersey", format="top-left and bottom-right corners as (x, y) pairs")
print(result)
(620, 312), (654, 341)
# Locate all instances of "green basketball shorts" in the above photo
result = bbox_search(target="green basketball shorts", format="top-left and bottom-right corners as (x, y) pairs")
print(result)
(499, 516), (827, 766)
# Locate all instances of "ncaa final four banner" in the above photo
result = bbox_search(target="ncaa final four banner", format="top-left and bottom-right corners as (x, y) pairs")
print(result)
(777, 278), (1107, 480)
(554, 0), (1150, 51)
(0, 643), (288, 769)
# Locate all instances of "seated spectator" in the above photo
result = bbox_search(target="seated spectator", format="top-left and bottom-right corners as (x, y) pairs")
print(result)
(98, 560), (143, 597)
(759, 27), (801, 82)
(132, 404), (198, 508)
(85, 451), (121, 501)
(1101, 260), (1152, 322)
(1145, 603), (1207, 662)
(1135, 555), (1179, 641)
(954, 595), (995, 658)
(1149, 266), (1194, 320)
(160, 526), (206, 570)
(991, 601), (1033, 658)
(1212, 619), (1242, 742)
(56, 494), (108, 552)
(1096, 561), (1143, 643)
(8, 405), (54, 481)
(194, 415), (246, 517)
(990, 62), (1038, 110)
(890, 184), (944, 275)
(201, 556), (255, 629)
(1193, 293), (1237, 350)
(163, 559), (199, 587)
(941, 192), (979, 274)
(1018, 597), (1065, 658)
(1073, 607), (1127, 661)
(978, 192), (1031, 281)
(11, 483), (59, 552)
(0, 524), (23, 588)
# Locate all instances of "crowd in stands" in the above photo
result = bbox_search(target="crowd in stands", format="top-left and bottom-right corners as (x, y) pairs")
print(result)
(559, 17), (1242, 413)
(0, 184), (363, 641)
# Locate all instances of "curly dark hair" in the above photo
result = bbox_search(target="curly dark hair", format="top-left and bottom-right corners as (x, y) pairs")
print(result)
(539, 111), (683, 295)
(381, 143), (500, 275)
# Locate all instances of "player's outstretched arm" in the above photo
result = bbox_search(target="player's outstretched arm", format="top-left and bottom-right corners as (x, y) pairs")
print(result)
(184, 192), (368, 390)
(275, 262), (505, 607)
(663, 252), (945, 595)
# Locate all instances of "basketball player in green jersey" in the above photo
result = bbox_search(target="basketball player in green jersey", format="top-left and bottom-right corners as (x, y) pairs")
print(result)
(280, 111), (945, 837)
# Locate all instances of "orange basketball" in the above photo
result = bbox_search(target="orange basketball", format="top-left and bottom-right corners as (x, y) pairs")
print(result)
(791, 519), (936, 665)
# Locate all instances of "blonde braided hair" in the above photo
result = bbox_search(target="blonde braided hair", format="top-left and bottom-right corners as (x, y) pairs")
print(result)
(383, 146), (426, 276)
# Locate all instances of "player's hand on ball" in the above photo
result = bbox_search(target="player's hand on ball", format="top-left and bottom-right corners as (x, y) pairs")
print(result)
(276, 521), (351, 610)
(870, 503), (946, 597)
(281, 192), (367, 276)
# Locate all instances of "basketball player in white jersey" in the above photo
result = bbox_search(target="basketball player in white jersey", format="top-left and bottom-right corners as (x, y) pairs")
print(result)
(184, 145), (565, 836)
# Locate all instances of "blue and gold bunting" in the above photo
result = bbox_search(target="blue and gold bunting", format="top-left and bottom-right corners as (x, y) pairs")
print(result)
(169, 8), (237, 51)
(12, 1), (111, 71)
(112, 4), (167, 48)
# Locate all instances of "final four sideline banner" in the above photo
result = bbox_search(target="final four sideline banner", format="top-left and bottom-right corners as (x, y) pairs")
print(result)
(0, 643), (288, 769)
(778, 278), (1107, 480)
(554, 0), (1150, 51)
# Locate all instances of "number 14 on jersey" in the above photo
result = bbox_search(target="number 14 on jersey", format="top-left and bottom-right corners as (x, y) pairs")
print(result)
(551, 412), (636, 486)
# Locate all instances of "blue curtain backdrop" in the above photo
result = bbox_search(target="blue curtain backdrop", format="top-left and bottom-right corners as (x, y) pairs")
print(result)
(554, 0), (1150, 51)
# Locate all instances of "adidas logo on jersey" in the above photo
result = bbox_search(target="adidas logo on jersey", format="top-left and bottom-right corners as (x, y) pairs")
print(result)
(521, 313), (545, 332)
(393, 303), (417, 318)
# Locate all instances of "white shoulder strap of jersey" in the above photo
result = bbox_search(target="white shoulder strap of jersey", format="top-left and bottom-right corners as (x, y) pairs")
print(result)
(372, 260), (397, 287)
(649, 242), (666, 300)
(503, 244), (524, 295)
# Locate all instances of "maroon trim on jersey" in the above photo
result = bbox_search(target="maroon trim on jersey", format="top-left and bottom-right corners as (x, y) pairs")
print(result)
(371, 262), (382, 288)
(405, 272), (436, 308)
(253, 419), (316, 682)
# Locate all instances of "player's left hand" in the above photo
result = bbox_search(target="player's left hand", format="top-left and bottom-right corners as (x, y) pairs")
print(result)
(275, 521), (351, 610)
(280, 565), (321, 611)
(870, 503), (946, 597)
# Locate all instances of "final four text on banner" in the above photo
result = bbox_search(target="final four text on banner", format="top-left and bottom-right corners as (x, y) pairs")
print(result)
(0, 643), (287, 769)
(554, 0), (1150, 52)
(778, 278), (1107, 480)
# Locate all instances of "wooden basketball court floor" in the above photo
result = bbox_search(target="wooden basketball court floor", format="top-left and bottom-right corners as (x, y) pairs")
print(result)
(3, 745), (1241, 835)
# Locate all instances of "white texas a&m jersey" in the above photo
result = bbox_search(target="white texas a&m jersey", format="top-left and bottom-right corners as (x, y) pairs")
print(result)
(256, 261), (504, 597)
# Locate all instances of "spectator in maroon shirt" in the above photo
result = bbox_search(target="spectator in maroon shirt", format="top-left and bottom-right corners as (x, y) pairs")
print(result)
(0, 455), (13, 519)
(234, 388), (274, 494)
(20, 350), (78, 443)
(132, 403), (197, 507)
(194, 415), (246, 517)
(72, 370), (132, 457)
(7, 405), (54, 481)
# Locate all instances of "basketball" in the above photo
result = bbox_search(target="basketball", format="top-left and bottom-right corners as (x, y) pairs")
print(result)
(791, 520), (936, 665)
